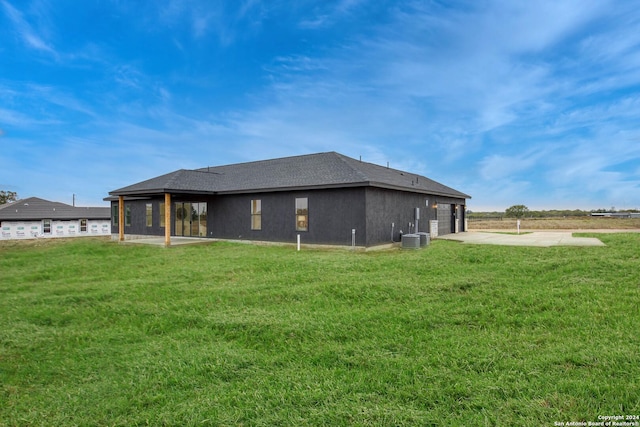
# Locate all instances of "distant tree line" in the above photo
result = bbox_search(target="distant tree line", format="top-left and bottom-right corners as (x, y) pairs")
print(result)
(0, 190), (18, 205)
(468, 205), (640, 220)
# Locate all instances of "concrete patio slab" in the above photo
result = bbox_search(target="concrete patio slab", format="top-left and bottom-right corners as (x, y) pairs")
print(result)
(437, 231), (606, 247)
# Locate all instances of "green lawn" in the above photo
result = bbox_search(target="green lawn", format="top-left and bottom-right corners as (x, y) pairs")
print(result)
(1, 235), (639, 426)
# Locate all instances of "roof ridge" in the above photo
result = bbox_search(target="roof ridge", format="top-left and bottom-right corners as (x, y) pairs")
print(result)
(188, 168), (224, 175)
(199, 151), (335, 171)
(165, 169), (189, 188)
(333, 152), (370, 181)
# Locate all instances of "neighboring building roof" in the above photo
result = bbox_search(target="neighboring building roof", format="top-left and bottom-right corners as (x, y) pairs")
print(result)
(0, 197), (110, 221)
(109, 152), (471, 199)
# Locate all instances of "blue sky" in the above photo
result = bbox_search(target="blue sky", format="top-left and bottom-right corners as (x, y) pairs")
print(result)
(1, 0), (639, 211)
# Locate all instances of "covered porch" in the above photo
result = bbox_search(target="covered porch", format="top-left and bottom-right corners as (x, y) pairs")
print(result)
(115, 193), (212, 247)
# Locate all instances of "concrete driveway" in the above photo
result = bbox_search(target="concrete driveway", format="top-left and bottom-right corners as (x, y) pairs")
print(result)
(437, 231), (606, 247)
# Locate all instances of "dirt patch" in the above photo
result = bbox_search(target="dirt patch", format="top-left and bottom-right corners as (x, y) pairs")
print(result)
(469, 217), (640, 231)
(0, 236), (111, 249)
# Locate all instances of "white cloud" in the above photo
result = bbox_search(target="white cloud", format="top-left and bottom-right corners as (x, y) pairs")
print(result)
(0, 107), (60, 127)
(150, 0), (264, 45)
(1, 0), (57, 57)
(298, 0), (367, 29)
(466, 179), (534, 211)
(0, 81), (96, 129)
(478, 148), (549, 181)
(111, 64), (146, 89)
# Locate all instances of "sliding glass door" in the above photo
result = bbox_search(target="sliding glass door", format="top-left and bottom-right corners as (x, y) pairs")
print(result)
(174, 202), (207, 237)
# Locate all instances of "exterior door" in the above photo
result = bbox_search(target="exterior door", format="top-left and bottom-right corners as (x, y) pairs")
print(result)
(175, 202), (207, 237)
(193, 202), (207, 237)
(451, 204), (457, 233)
(175, 202), (190, 236)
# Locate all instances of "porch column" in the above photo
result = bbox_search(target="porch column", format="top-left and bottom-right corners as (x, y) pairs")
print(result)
(118, 195), (124, 242)
(164, 193), (171, 247)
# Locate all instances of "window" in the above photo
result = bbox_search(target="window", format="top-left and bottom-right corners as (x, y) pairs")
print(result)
(112, 204), (118, 226)
(146, 203), (153, 227)
(125, 205), (131, 226)
(43, 219), (51, 234)
(251, 199), (262, 230)
(159, 202), (165, 227)
(295, 198), (308, 231)
(80, 219), (87, 232)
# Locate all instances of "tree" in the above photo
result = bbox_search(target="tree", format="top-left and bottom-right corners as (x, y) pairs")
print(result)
(505, 204), (529, 218)
(0, 190), (18, 205)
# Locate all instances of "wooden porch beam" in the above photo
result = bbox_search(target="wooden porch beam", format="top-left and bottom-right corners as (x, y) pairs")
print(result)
(118, 195), (124, 242)
(164, 193), (171, 247)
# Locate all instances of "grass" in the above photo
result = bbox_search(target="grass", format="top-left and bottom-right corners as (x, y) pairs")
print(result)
(1, 235), (639, 426)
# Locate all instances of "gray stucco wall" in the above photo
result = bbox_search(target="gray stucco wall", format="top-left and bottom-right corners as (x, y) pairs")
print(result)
(110, 198), (171, 237)
(365, 189), (467, 245)
(110, 199), (147, 236)
(364, 188), (437, 246)
(210, 188), (367, 246)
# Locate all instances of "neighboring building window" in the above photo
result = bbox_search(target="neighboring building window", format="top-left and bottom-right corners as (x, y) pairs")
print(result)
(251, 199), (262, 230)
(125, 205), (131, 226)
(80, 219), (87, 232)
(146, 203), (152, 227)
(112, 204), (119, 226)
(160, 202), (165, 227)
(295, 197), (308, 231)
(43, 219), (51, 234)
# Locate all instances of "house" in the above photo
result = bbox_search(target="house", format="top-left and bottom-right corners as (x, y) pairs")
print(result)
(0, 197), (111, 240)
(107, 152), (470, 247)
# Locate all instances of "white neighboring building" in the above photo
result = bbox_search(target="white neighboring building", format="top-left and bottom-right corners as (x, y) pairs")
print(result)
(0, 197), (111, 240)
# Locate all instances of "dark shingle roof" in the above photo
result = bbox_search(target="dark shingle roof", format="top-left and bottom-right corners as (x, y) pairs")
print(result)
(0, 197), (110, 221)
(109, 152), (470, 199)
(107, 169), (221, 196)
